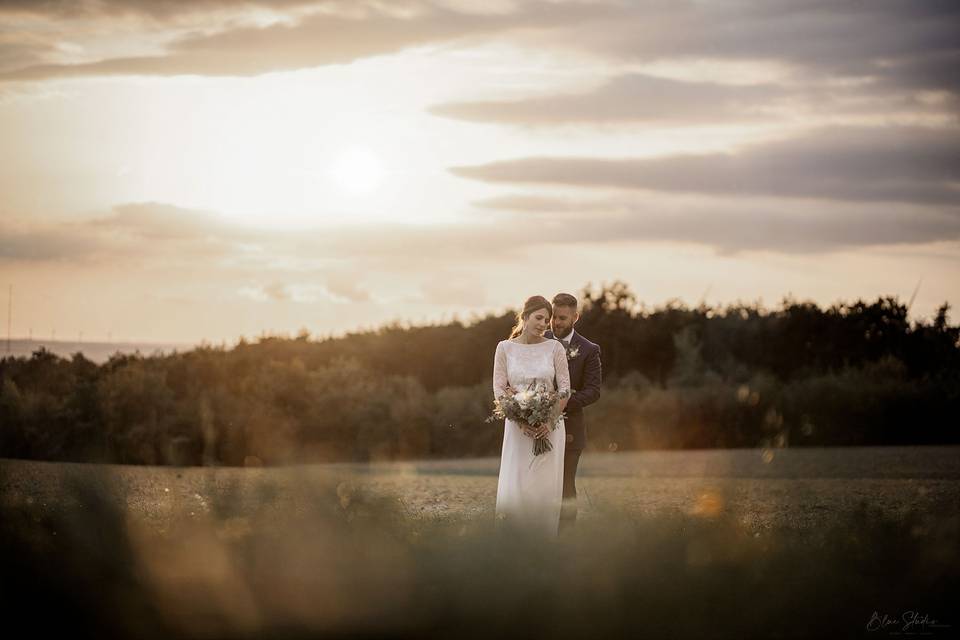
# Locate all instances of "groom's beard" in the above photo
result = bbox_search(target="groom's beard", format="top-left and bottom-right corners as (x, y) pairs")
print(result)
(552, 327), (572, 340)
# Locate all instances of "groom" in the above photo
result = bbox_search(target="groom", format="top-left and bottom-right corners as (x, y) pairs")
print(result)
(546, 292), (602, 529)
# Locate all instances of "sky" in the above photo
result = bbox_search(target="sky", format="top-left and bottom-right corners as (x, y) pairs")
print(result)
(0, 0), (958, 343)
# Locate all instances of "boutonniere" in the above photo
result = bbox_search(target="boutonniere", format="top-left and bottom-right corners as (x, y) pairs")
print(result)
(565, 344), (580, 361)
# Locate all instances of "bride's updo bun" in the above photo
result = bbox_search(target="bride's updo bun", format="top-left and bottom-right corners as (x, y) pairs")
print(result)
(509, 295), (553, 339)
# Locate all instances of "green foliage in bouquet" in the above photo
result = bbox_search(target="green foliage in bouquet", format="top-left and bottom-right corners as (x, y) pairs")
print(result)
(488, 381), (570, 455)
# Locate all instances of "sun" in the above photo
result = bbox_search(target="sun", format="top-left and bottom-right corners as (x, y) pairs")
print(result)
(328, 147), (384, 195)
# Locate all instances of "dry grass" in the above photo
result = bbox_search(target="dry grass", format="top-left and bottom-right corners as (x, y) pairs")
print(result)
(1, 455), (958, 639)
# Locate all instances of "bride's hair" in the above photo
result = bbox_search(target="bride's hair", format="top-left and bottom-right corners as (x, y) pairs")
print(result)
(509, 295), (553, 339)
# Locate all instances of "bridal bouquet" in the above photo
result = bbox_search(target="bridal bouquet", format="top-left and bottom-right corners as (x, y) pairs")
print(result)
(488, 380), (570, 456)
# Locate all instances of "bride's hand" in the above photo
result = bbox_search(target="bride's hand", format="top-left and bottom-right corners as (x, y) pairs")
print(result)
(520, 422), (537, 438)
(534, 423), (550, 439)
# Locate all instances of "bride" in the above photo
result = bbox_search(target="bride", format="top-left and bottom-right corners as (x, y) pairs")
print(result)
(492, 295), (571, 536)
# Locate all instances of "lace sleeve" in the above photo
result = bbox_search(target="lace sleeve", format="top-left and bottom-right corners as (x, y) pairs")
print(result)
(493, 341), (508, 398)
(554, 341), (571, 397)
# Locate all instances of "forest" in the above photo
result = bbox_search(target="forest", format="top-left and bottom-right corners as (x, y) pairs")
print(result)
(1, 282), (957, 466)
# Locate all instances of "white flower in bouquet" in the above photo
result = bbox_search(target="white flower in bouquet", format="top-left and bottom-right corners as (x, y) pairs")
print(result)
(487, 380), (571, 456)
(514, 389), (534, 408)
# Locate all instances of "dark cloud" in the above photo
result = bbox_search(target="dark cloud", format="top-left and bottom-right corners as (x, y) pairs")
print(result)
(477, 194), (960, 255)
(527, 0), (960, 96)
(452, 126), (960, 206)
(431, 71), (960, 129)
(0, 0), (954, 115)
(0, 223), (107, 261)
(430, 74), (789, 126)
(0, 38), (57, 75)
(0, 202), (257, 263)
(856, 47), (960, 98)
(0, 201), (517, 268)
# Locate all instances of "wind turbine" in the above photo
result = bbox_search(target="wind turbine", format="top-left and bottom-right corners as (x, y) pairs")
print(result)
(907, 278), (923, 314)
(5, 285), (10, 354)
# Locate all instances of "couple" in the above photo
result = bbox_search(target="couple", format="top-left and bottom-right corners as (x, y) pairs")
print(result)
(492, 293), (602, 536)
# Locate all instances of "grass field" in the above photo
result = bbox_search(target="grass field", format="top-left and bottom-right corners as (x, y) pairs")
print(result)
(2, 447), (958, 639)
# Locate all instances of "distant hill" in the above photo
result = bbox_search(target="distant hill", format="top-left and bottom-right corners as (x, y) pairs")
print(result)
(1, 339), (195, 363)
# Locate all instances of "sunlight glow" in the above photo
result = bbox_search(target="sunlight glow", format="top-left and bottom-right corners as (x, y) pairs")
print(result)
(328, 147), (384, 195)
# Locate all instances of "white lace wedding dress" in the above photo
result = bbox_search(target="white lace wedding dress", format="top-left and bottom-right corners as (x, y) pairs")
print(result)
(492, 338), (571, 536)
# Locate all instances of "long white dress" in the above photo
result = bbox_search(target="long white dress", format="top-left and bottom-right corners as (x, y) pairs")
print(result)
(493, 338), (571, 536)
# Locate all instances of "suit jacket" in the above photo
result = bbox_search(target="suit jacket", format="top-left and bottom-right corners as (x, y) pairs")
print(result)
(545, 330), (602, 450)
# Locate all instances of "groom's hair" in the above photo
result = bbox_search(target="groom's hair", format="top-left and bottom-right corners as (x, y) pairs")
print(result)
(552, 293), (578, 309)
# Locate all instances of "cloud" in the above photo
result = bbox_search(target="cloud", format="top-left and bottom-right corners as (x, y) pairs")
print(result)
(417, 276), (485, 306)
(522, 0), (960, 97)
(0, 1), (602, 82)
(4, 190), (959, 275)
(452, 126), (960, 206)
(0, 0), (954, 156)
(0, 202), (262, 264)
(89, 202), (236, 239)
(477, 194), (960, 255)
(324, 274), (371, 303)
(0, 201), (516, 269)
(430, 71), (959, 129)
(263, 281), (291, 301)
(0, 36), (57, 75)
(0, 222), (108, 261)
(85, 202), (269, 263)
(236, 280), (373, 305)
(6, 0), (953, 104)
(431, 74), (791, 126)
(0, 0), (320, 20)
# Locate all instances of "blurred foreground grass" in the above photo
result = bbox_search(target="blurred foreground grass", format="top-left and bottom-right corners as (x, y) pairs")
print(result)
(1, 462), (957, 639)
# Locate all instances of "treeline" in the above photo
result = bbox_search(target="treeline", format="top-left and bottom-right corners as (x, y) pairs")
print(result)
(1, 282), (957, 465)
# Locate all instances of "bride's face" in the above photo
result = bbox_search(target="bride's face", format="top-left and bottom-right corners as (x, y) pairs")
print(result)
(523, 308), (551, 338)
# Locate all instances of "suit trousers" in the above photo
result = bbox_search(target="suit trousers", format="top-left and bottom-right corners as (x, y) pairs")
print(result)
(560, 447), (582, 523)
